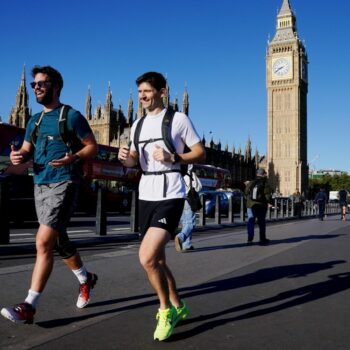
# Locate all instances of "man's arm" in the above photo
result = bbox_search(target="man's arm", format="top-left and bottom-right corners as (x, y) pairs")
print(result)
(170, 142), (206, 165)
(10, 140), (33, 165)
(49, 133), (98, 167)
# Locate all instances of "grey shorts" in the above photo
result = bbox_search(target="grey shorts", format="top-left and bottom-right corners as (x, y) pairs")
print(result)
(34, 181), (79, 234)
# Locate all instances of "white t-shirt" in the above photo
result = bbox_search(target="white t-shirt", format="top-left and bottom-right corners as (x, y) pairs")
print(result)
(130, 109), (201, 201)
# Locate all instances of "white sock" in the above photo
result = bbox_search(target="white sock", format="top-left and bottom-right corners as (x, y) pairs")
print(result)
(72, 266), (88, 284)
(24, 289), (41, 309)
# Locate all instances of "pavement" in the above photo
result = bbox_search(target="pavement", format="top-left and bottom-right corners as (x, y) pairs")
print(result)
(1, 215), (350, 350)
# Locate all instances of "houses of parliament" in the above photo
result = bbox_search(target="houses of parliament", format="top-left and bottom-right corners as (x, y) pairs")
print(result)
(4, 0), (308, 195)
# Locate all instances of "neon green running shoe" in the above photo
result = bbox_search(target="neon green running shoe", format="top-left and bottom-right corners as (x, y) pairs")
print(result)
(154, 306), (177, 341)
(176, 300), (189, 322)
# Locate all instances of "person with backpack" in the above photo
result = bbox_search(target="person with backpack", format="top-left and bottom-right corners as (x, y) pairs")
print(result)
(314, 187), (328, 221)
(338, 189), (348, 221)
(245, 168), (272, 245)
(118, 72), (205, 341)
(1, 66), (98, 325)
(292, 189), (304, 219)
(175, 165), (202, 252)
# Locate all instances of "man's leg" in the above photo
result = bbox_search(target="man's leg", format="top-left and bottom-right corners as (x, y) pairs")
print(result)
(158, 250), (181, 308)
(256, 207), (268, 242)
(139, 227), (180, 341)
(0, 224), (58, 324)
(247, 208), (255, 242)
(30, 224), (59, 292)
(176, 202), (194, 251)
(139, 227), (171, 309)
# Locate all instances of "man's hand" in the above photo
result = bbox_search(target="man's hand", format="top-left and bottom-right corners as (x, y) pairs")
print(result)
(49, 153), (75, 168)
(153, 144), (171, 163)
(118, 146), (130, 163)
(10, 145), (26, 165)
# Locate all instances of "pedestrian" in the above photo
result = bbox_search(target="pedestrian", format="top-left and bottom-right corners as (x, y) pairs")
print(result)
(245, 168), (272, 245)
(314, 187), (327, 220)
(175, 166), (202, 252)
(292, 189), (303, 219)
(118, 71), (205, 341)
(338, 189), (348, 221)
(1, 66), (98, 325)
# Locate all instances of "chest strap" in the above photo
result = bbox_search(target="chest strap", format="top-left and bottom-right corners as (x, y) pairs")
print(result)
(143, 169), (182, 197)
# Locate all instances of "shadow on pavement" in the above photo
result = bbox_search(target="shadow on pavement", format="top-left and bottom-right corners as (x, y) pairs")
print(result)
(36, 260), (345, 331)
(192, 234), (342, 253)
(171, 271), (350, 341)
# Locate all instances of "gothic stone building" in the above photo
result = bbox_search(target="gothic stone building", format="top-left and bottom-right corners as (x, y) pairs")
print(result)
(8, 73), (257, 188)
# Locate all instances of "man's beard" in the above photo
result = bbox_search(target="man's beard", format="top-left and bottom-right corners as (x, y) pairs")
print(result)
(36, 86), (54, 105)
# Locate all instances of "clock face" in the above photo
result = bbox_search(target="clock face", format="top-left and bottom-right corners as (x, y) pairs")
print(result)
(273, 58), (290, 76)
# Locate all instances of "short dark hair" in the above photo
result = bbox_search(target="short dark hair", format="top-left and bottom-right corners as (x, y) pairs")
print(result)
(31, 66), (64, 96)
(135, 71), (166, 91)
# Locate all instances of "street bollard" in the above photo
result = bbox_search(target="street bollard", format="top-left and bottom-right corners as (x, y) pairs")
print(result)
(240, 196), (245, 222)
(228, 196), (234, 223)
(266, 204), (271, 220)
(280, 199), (284, 219)
(215, 195), (221, 225)
(0, 180), (10, 244)
(130, 190), (139, 233)
(274, 198), (278, 219)
(291, 198), (294, 217)
(96, 186), (107, 236)
(198, 194), (206, 227)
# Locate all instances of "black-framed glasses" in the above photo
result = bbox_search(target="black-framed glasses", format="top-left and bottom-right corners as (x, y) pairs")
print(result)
(30, 80), (51, 89)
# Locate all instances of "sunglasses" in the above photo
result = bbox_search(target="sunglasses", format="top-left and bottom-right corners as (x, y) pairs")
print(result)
(30, 80), (51, 89)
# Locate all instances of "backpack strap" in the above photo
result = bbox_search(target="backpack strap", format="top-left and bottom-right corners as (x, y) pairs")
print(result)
(161, 108), (176, 154)
(29, 111), (45, 148)
(58, 105), (72, 149)
(133, 115), (146, 154)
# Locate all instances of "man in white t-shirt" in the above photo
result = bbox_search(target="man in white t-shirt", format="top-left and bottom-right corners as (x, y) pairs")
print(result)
(118, 72), (205, 341)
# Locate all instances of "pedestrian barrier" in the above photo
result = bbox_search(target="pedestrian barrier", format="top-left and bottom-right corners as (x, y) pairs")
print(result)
(2, 189), (343, 244)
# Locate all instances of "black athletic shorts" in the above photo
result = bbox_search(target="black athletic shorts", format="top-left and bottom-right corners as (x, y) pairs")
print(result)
(139, 198), (185, 238)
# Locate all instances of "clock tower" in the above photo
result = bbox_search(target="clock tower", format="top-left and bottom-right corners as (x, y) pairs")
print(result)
(266, 0), (308, 196)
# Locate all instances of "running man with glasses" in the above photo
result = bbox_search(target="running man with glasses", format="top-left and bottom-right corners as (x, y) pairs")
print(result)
(1, 66), (98, 324)
(118, 71), (205, 341)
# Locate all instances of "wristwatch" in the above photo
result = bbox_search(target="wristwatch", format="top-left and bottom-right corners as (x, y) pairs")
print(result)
(172, 153), (180, 164)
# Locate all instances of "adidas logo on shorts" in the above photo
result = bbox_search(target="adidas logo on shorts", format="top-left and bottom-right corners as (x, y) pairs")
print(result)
(158, 218), (167, 224)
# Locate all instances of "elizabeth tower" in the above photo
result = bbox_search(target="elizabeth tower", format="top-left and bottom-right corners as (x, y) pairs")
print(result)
(266, 0), (308, 196)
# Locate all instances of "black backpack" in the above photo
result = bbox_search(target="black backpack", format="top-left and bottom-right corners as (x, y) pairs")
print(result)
(30, 105), (82, 153)
(133, 108), (189, 176)
(248, 179), (265, 202)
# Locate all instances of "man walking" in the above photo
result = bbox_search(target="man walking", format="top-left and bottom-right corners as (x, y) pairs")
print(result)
(338, 189), (348, 221)
(314, 188), (327, 220)
(245, 168), (272, 245)
(1, 66), (98, 324)
(175, 166), (202, 252)
(118, 71), (205, 341)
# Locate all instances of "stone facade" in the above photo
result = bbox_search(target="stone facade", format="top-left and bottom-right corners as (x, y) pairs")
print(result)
(266, 0), (308, 196)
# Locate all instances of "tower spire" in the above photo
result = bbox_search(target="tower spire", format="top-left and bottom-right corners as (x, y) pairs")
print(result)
(182, 84), (189, 116)
(127, 93), (134, 125)
(272, 0), (297, 42)
(85, 86), (92, 120)
(9, 65), (30, 128)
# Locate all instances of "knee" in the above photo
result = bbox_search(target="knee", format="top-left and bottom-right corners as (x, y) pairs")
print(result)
(56, 240), (77, 260)
(36, 237), (54, 256)
(139, 254), (158, 271)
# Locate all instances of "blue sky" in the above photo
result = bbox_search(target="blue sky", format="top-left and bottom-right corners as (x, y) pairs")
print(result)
(1, 0), (349, 172)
